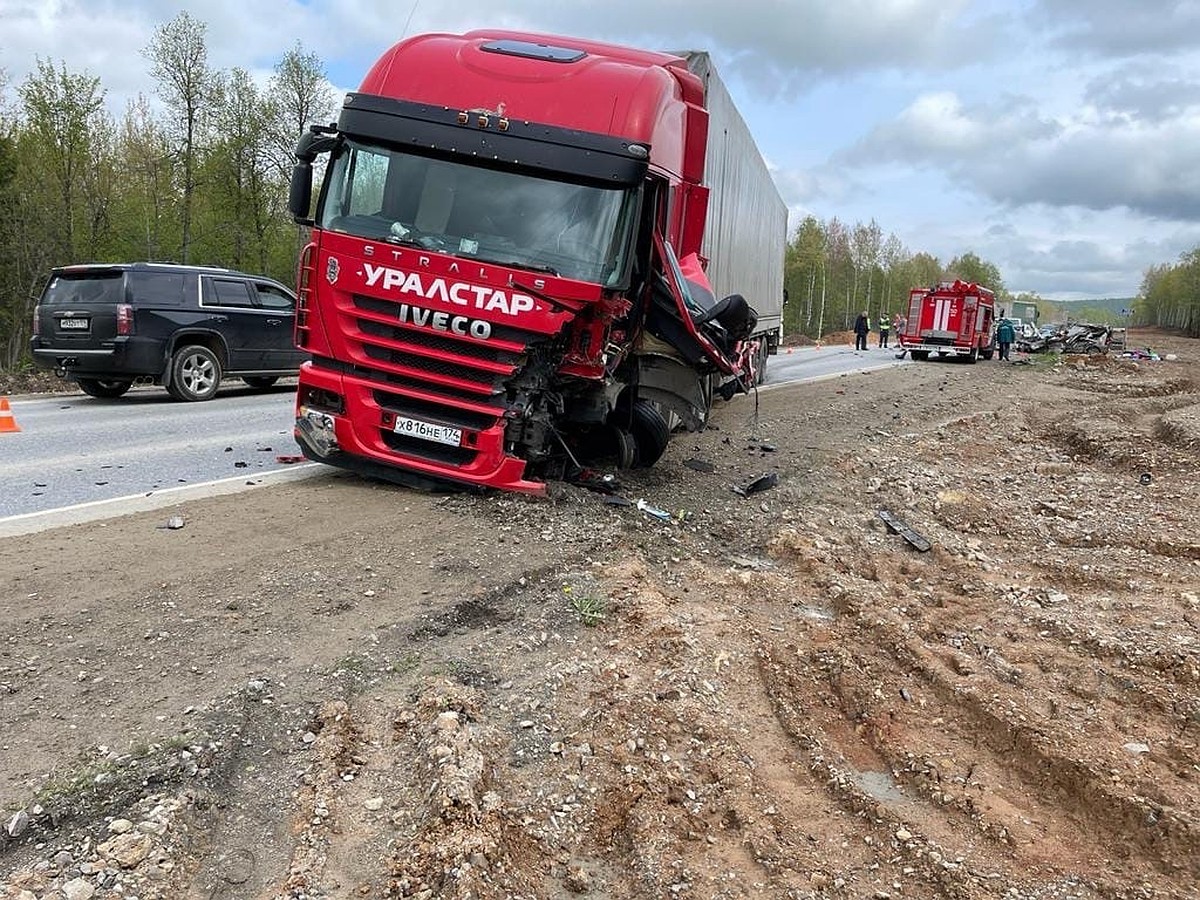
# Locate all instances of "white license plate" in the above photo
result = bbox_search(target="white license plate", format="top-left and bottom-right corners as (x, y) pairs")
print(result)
(392, 415), (462, 447)
(59, 318), (89, 330)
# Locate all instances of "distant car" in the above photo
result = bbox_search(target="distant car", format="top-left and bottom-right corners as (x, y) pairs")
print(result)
(30, 262), (308, 401)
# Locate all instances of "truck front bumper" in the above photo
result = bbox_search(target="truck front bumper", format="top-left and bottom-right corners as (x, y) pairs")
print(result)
(294, 362), (547, 496)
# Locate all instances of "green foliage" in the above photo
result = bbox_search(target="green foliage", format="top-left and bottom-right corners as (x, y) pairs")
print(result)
(0, 15), (338, 369)
(783, 220), (1006, 339)
(1137, 248), (1200, 334)
(567, 591), (606, 626)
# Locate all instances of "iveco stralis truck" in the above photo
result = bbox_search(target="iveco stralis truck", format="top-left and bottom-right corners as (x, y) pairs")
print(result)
(287, 30), (787, 494)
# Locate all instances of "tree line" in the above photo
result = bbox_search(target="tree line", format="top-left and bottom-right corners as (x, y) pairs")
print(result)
(783, 215), (1019, 339)
(11, 10), (1163, 372)
(0, 12), (337, 370)
(1136, 247), (1200, 335)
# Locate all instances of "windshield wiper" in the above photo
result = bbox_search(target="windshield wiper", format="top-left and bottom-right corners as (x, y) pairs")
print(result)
(476, 257), (558, 277)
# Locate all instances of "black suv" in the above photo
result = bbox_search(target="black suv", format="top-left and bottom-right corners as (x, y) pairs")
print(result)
(30, 262), (308, 401)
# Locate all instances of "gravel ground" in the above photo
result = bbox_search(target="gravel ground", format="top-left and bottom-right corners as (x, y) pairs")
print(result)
(1, 329), (1197, 899)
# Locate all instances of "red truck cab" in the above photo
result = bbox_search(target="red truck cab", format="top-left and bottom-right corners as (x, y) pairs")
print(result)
(287, 32), (766, 494)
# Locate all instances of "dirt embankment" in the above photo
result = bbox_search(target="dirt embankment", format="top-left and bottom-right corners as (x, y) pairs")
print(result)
(1, 330), (1198, 899)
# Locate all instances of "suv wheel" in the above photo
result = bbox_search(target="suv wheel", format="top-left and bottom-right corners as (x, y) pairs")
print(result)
(77, 378), (133, 399)
(242, 376), (279, 390)
(167, 345), (221, 401)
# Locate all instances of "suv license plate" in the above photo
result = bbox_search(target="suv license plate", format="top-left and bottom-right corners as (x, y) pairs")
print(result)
(392, 415), (462, 447)
(59, 318), (89, 330)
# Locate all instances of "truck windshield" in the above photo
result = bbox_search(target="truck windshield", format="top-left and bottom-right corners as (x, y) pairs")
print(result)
(318, 139), (639, 288)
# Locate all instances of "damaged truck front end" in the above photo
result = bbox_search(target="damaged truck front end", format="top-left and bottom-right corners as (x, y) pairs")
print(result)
(288, 92), (745, 493)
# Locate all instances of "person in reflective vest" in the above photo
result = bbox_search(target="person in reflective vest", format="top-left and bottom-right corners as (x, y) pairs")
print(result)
(877, 313), (891, 348)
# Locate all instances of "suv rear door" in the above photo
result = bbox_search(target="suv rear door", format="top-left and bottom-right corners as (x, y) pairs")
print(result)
(36, 267), (127, 351)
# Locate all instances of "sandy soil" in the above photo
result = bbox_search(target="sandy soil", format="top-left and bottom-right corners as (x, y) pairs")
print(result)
(1, 329), (1197, 900)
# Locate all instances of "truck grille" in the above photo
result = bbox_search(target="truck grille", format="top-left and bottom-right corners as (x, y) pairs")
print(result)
(381, 430), (479, 465)
(372, 389), (501, 432)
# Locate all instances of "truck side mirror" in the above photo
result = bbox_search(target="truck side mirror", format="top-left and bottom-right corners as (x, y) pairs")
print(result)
(289, 162), (314, 224)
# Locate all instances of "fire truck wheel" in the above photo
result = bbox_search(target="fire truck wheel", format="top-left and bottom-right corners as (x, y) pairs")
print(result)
(628, 400), (670, 468)
(910, 350), (930, 361)
(982, 348), (995, 360)
(967, 347), (979, 364)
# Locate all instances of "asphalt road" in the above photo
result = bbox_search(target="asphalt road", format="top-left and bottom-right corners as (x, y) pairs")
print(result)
(762, 341), (909, 387)
(0, 347), (907, 534)
(0, 382), (320, 531)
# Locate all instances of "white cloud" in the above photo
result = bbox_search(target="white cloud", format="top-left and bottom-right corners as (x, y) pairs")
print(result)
(1, 0), (1198, 299)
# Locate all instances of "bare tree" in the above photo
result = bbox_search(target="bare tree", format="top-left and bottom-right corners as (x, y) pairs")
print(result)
(115, 96), (174, 260)
(143, 11), (221, 264)
(18, 58), (107, 261)
(265, 43), (338, 180)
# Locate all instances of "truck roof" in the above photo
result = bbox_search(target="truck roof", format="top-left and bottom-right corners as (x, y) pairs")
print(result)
(357, 30), (704, 179)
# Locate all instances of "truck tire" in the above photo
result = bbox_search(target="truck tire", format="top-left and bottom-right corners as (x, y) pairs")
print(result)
(167, 345), (222, 401)
(910, 350), (929, 361)
(627, 400), (670, 468)
(967, 347), (979, 364)
(981, 348), (995, 360)
(77, 378), (133, 399)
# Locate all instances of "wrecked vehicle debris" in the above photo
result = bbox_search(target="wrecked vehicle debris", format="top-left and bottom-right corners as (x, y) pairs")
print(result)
(877, 509), (932, 552)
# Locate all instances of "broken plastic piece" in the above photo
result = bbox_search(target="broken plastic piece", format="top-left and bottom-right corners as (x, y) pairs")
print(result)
(570, 469), (622, 495)
(636, 498), (672, 520)
(877, 509), (931, 552)
(732, 472), (779, 497)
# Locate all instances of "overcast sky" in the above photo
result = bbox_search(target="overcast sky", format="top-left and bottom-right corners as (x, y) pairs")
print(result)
(3, 0), (1199, 300)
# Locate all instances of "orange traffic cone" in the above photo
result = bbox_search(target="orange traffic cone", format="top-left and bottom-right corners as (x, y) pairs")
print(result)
(0, 397), (20, 433)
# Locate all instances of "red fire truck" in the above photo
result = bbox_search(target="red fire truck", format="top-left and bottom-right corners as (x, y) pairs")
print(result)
(899, 280), (996, 362)
(286, 31), (787, 494)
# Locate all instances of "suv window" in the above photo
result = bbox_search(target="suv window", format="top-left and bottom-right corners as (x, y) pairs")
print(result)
(255, 283), (295, 311)
(127, 271), (185, 306)
(44, 271), (125, 305)
(206, 278), (255, 308)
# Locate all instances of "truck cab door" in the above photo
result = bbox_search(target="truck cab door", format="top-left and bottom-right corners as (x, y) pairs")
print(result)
(635, 234), (747, 430)
(644, 233), (740, 374)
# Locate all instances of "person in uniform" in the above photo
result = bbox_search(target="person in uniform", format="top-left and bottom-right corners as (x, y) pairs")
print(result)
(853, 310), (869, 351)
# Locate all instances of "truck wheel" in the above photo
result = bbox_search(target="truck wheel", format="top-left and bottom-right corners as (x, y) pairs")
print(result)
(632, 401), (670, 467)
(967, 347), (979, 364)
(910, 350), (929, 361)
(612, 427), (637, 470)
(77, 378), (133, 399)
(167, 345), (222, 401)
(981, 348), (995, 360)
